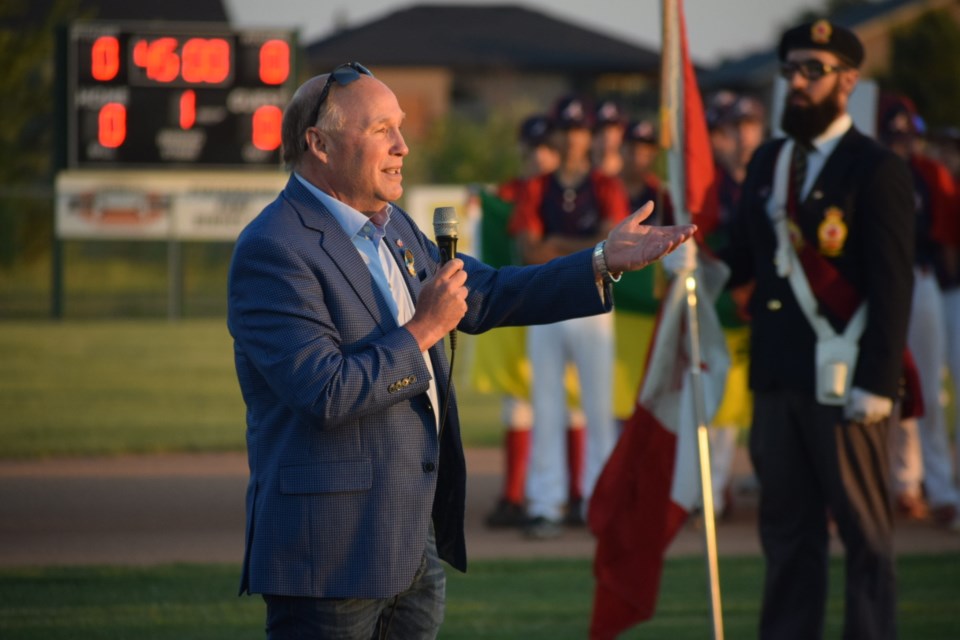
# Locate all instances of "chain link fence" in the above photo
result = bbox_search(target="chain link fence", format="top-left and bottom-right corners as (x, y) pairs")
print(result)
(0, 190), (234, 319)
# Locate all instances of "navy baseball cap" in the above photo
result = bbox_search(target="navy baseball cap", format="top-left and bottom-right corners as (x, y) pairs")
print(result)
(705, 90), (738, 130)
(518, 114), (552, 146)
(729, 96), (765, 123)
(880, 99), (921, 140)
(594, 99), (626, 129)
(623, 120), (657, 145)
(551, 95), (594, 130)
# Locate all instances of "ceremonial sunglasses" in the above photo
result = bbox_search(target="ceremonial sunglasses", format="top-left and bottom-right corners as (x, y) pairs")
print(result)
(306, 62), (374, 128)
(779, 59), (847, 82)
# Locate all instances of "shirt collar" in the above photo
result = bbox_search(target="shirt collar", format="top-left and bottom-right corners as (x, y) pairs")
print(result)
(294, 172), (393, 242)
(808, 113), (852, 157)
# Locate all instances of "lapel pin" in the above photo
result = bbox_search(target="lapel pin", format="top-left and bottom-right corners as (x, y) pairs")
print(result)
(396, 238), (404, 248)
(404, 249), (416, 276)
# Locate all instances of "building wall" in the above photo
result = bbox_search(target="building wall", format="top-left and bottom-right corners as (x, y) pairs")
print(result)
(361, 66), (656, 138)
(456, 70), (571, 120)
(372, 67), (453, 139)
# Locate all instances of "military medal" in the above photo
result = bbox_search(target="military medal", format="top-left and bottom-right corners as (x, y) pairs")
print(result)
(404, 249), (416, 276)
(818, 206), (848, 257)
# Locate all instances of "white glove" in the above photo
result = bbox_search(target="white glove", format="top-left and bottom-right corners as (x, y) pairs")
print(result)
(843, 387), (893, 424)
(661, 238), (697, 275)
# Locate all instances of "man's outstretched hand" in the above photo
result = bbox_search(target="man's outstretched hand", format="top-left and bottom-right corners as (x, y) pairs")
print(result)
(603, 201), (697, 274)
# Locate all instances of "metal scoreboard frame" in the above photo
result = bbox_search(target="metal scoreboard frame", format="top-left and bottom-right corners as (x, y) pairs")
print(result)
(64, 20), (298, 170)
(53, 20), (299, 318)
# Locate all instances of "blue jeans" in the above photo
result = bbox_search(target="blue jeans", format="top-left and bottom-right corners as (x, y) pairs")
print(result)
(263, 526), (446, 639)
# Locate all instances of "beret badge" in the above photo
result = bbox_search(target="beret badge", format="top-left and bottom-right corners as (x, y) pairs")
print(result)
(811, 19), (832, 44)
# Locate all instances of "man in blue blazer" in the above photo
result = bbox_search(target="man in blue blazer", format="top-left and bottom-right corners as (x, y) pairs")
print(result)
(227, 62), (695, 638)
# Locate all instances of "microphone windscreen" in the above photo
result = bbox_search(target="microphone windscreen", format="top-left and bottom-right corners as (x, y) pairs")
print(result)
(432, 206), (459, 238)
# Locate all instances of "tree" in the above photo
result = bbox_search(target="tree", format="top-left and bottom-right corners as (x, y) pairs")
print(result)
(409, 111), (522, 186)
(880, 9), (960, 129)
(0, 0), (83, 267)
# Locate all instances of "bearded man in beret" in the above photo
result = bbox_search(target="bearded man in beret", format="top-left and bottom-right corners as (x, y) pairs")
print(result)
(667, 20), (913, 640)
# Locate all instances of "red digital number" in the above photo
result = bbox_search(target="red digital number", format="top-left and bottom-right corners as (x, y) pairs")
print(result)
(91, 36), (120, 81)
(133, 37), (180, 83)
(98, 103), (126, 148)
(259, 39), (290, 85)
(180, 90), (196, 129)
(252, 105), (282, 151)
(181, 38), (231, 84)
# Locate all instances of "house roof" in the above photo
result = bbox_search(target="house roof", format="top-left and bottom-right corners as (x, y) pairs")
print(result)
(306, 4), (659, 73)
(700, 0), (940, 90)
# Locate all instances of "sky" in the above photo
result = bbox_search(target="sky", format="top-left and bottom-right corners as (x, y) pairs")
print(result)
(224, 0), (826, 65)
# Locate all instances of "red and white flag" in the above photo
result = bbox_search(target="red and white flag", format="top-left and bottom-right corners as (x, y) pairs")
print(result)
(588, 256), (729, 638)
(587, 1), (728, 637)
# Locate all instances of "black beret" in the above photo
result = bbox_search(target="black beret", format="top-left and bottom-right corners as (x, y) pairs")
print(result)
(778, 20), (864, 68)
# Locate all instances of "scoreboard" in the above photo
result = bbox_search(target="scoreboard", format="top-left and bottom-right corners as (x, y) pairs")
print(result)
(65, 21), (297, 169)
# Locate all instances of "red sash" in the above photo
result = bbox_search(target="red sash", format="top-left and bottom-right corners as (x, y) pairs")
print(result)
(785, 152), (923, 417)
(786, 155), (861, 323)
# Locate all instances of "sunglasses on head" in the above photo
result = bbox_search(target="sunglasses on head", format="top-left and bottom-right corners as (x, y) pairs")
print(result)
(779, 59), (846, 81)
(306, 62), (374, 128)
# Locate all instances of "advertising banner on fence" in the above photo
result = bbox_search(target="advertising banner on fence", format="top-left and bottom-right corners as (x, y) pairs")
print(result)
(55, 170), (287, 241)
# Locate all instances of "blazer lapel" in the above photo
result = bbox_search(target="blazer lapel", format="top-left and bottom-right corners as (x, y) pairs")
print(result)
(283, 177), (398, 329)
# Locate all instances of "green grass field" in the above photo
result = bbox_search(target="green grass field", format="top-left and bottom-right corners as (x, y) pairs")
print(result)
(0, 319), (502, 458)
(1, 555), (958, 639)
(2, 321), (958, 638)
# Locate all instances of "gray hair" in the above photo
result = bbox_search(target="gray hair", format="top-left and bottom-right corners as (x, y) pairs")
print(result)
(280, 75), (347, 170)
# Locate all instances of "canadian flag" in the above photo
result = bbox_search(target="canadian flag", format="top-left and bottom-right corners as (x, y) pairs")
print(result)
(587, 0), (729, 637)
(588, 254), (729, 638)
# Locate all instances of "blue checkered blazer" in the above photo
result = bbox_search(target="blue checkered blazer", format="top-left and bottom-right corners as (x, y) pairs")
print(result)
(227, 176), (611, 599)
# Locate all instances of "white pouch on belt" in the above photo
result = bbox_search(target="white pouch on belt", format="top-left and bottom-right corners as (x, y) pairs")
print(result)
(815, 333), (859, 405)
(792, 269), (867, 406)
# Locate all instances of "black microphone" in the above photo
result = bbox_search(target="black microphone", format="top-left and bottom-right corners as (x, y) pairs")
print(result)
(432, 206), (459, 351)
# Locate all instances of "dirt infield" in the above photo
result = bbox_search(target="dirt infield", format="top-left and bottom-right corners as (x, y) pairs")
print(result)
(0, 448), (957, 568)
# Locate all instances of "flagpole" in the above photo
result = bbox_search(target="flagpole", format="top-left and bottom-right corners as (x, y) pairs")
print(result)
(684, 275), (724, 640)
(661, 1), (724, 638)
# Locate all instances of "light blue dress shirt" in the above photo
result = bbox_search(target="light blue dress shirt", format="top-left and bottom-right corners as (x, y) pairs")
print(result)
(295, 173), (440, 428)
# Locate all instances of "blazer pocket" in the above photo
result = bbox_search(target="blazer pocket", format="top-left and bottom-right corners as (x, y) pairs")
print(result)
(279, 459), (372, 494)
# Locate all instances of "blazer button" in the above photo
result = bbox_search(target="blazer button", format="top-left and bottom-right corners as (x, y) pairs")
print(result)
(767, 299), (783, 311)
(422, 462), (436, 473)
